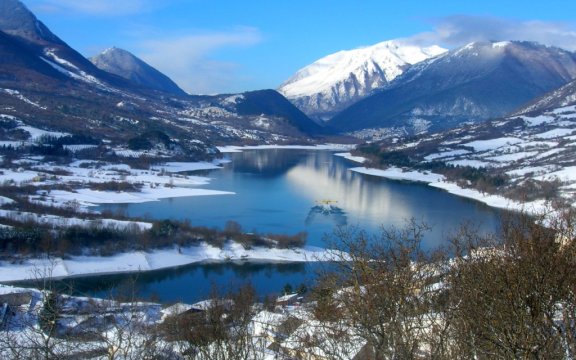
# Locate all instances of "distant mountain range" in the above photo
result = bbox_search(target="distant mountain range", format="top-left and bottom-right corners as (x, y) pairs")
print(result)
(0, 0), (325, 150)
(3, 0), (576, 149)
(278, 40), (446, 121)
(281, 40), (576, 137)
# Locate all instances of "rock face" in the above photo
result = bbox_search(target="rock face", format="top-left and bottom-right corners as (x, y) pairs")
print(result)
(329, 41), (576, 134)
(278, 40), (446, 121)
(90, 47), (187, 96)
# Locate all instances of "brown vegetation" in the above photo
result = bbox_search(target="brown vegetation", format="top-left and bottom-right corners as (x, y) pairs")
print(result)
(308, 209), (576, 359)
(1, 208), (576, 358)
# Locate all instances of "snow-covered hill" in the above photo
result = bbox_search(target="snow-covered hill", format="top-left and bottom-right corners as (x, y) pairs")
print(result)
(278, 40), (446, 121)
(356, 103), (576, 207)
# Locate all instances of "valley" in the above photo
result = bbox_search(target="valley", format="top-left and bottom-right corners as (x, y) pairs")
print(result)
(1, 0), (576, 358)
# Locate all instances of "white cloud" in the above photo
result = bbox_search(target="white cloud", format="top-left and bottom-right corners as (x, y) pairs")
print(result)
(408, 16), (576, 51)
(29, 0), (159, 16)
(135, 27), (263, 94)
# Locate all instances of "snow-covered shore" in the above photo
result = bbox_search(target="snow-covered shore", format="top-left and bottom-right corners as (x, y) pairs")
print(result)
(337, 152), (547, 214)
(217, 144), (356, 153)
(43, 186), (234, 208)
(0, 242), (338, 282)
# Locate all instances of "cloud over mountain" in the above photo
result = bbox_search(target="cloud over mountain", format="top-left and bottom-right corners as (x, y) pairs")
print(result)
(411, 15), (576, 51)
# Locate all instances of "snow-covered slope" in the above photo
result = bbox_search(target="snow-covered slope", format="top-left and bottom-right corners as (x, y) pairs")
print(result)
(357, 103), (576, 207)
(278, 40), (446, 121)
(0, 0), (64, 45)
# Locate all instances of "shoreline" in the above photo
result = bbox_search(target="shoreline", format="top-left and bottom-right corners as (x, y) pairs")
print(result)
(5, 259), (318, 284)
(337, 152), (547, 214)
(0, 146), (543, 284)
(217, 144), (356, 153)
(0, 241), (338, 283)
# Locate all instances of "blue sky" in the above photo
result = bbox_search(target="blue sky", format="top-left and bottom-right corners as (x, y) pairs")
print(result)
(22, 0), (576, 94)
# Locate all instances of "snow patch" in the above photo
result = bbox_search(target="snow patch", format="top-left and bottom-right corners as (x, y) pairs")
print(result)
(463, 137), (524, 151)
(533, 128), (575, 139)
(424, 149), (471, 161)
(492, 41), (511, 48)
(350, 167), (444, 183)
(19, 125), (68, 140)
(334, 152), (366, 163)
(447, 159), (492, 168)
(2, 89), (46, 110)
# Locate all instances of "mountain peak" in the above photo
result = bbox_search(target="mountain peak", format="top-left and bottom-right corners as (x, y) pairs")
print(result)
(90, 47), (187, 96)
(278, 39), (447, 121)
(0, 0), (63, 45)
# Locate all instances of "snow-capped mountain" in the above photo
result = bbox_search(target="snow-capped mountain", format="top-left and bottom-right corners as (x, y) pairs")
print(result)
(90, 47), (187, 96)
(331, 41), (576, 135)
(278, 40), (446, 121)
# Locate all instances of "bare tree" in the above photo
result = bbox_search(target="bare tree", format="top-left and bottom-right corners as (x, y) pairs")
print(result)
(162, 284), (264, 360)
(311, 219), (450, 359)
(0, 262), (79, 359)
(446, 209), (576, 359)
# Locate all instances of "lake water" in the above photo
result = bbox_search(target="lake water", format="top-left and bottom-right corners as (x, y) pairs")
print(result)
(64, 149), (502, 303)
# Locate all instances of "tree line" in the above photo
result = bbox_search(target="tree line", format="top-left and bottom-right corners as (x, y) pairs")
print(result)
(0, 218), (307, 260)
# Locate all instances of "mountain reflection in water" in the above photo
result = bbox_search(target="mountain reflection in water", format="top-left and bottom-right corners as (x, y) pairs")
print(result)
(87, 149), (504, 303)
(305, 201), (347, 227)
(47, 262), (314, 304)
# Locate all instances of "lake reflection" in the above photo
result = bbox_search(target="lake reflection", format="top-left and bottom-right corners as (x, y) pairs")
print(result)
(100, 149), (501, 249)
(57, 262), (318, 304)
(89, 149), (505, 302)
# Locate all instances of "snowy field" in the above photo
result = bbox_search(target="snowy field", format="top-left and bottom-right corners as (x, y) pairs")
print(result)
(0, 157), (235, 209)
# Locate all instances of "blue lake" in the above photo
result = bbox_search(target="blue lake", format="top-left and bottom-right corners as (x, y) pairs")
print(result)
(64, 149), (502, 303)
